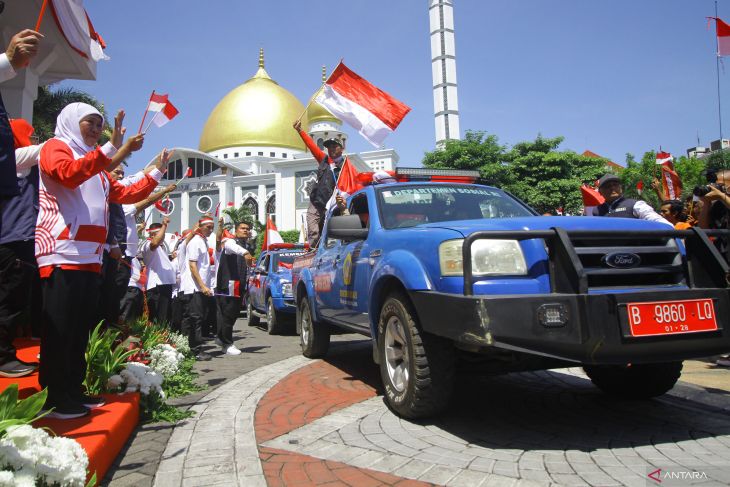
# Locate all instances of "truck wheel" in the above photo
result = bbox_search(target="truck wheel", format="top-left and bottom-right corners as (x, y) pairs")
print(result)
(247, 301), (260, 327)
(378, 293), (454, 419)
(266, 297), (287, 335)
(583, 361), (683, 399)
(298, 297), (329, 358)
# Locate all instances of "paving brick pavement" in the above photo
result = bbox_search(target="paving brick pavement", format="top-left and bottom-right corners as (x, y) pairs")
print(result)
(103, 313), (730, 487)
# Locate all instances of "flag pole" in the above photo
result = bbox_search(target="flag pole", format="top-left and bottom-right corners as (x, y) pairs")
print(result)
(295, 63), (339, 123)
(715, 1), (724, 153)
(34, 0), (49, 31)
(138, 90), (155, 134)
(142, 110), (161, 134)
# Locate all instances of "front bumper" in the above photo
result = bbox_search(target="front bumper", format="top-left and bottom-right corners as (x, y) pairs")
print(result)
(409, 288), (730, 365)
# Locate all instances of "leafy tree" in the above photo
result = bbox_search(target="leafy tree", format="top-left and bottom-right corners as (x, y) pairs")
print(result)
(32, 85), (107, 143)
(423, 130), (510, 185)
(501, 136), (606, 215)
(221, 204), (258, 231)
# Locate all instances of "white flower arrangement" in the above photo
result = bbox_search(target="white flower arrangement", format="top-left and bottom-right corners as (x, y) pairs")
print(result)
(148, 344), (185, 378)
(107, 362), (164, 398)
(166, 332), (191, 356)
(0, 425), (88, 486)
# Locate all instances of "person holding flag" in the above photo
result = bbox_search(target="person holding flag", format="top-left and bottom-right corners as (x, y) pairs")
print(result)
(292, 120), (347, 247)
(142, 217), (177, 324)
(591, 174), (671, 225)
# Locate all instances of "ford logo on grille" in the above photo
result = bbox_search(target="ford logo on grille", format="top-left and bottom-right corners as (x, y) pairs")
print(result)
(602, 252), (641, 269)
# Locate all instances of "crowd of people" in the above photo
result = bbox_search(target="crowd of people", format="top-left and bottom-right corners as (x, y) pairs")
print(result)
(0, 29), (261, 420)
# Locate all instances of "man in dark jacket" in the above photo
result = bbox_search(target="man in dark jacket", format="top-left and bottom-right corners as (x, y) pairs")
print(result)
(292, 120), (346, 246)
(593, 174), (670, 225)
(0, 29), (42, 378)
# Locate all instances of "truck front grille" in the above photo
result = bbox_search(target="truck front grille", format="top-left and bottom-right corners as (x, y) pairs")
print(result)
(571, 236), (684, 289)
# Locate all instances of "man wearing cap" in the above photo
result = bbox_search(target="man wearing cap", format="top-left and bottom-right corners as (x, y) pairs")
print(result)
(593, 174), (671, 224)
(292, 120), (347, 246)
(180, 216), (215, 360)
(142, 217), (177, 324)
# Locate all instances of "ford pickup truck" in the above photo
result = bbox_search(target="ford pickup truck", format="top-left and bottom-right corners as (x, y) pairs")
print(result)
(291, 169), (730, 418)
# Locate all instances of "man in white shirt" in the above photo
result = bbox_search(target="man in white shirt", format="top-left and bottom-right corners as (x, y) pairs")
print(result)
(180, 216), (215, 360)
(142, 218), (177, 324)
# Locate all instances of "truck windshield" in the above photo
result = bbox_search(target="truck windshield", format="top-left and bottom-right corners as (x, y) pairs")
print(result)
(377, 184), (534, 229)
(273, 252), (307, 271)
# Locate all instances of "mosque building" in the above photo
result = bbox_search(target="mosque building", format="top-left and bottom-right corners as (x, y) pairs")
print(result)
(145, 50), (400, 234)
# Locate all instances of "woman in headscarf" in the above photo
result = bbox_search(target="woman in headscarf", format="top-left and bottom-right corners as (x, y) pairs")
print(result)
(36, 102), (168, 419)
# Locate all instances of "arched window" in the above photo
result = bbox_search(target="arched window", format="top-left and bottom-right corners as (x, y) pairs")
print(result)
(266, 194), (276, 216)
(243, 197), (258, 218)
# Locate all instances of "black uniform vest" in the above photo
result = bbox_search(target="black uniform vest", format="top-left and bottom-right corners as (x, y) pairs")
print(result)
(592, 197), (638, 218)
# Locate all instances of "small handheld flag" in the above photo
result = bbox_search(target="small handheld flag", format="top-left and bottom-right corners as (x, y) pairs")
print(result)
(175, 167), (193, 186)
(139, 92), (180, 134)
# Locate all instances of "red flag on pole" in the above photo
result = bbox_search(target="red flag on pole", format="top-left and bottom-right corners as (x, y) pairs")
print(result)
(261, 216), (283, 252)
(636, 180), (644, 196)
(154, 193), (172, 215)
(709, 17), (730, 56)
(214, 202), (221, 217)
(656, 151), (675, 170)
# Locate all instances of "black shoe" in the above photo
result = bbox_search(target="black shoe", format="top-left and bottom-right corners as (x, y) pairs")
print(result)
(0, 360), (36, 378)
(17, 359), (40, 367)
(74, 394), (105, 409)
(195, 351), (212, 361)
(43, 400), (90, 420)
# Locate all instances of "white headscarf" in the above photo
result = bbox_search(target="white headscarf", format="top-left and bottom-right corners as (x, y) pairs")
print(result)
(54, 102), (104, 156)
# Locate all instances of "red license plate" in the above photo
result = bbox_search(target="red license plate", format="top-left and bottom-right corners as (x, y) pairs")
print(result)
(626, 299), (718, 337)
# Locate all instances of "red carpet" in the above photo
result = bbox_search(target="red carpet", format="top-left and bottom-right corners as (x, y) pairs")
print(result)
(0, 339), (139, 484)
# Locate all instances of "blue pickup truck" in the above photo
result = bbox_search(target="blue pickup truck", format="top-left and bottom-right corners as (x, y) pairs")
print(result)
(246, 243), (308, 335)
(292, 169), (730, 418)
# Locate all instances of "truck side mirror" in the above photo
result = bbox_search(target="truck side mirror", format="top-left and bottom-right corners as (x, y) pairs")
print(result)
(327, 215), (369, 241)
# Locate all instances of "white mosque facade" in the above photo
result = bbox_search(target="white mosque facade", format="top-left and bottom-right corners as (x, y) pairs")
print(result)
(145, 53), (399, 234)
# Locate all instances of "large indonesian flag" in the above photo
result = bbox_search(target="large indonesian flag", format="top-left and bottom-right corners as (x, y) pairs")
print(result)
(261, 215), (283, 252)
(710, 17), (730, 56)
(656, 151), (674, 168)
(316, 62), (411, 147)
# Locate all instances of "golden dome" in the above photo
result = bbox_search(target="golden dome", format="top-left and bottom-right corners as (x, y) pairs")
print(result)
(199, 49), (308, 153)
(306, 66), (341, 125)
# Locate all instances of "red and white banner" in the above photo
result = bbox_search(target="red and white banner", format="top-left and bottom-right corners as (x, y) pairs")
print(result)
(315, 62), (411, 147)
(581, 184), (605, 215)
(261, 215), (283, 252)
(50, 0), (108, 62)
(709, 17), (730, 56)
(661, 165), (682, 200)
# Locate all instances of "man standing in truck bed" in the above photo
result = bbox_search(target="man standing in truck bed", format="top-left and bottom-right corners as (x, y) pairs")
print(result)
(593, 174), (671, 225)
(292, 120), (346, 247)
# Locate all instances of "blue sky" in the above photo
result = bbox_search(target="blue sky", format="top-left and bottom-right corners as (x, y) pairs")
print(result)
(60, 1), (730, 172)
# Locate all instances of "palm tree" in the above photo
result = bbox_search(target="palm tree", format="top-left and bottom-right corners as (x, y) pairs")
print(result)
(33, 85), (107, 143)
(222, 205), (259, 231)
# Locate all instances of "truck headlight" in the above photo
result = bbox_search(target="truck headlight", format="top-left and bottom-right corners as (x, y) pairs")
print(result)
(439, 239), (527, 276)
(281, 282), (292, 296)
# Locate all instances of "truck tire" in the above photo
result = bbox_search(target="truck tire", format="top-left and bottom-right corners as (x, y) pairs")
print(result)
(266, 297), (288, 335)
(378, 293), (454, 419)
(247, 300), (260, 327)
(583, 361), (683, 399)
(298, 297), (329, 358)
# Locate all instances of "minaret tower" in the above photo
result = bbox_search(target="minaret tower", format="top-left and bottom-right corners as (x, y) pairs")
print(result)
(429, 0), (461, 145)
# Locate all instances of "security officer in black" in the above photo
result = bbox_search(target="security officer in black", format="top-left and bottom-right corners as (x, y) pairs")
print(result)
(593, 174), (671, 224)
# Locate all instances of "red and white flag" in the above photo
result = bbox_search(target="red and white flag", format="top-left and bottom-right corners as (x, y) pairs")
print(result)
(154, 193), (173, 215)
(147, 94), (179, 128)
(661, 165), (682, 200)
(261, 215), (283, 252)
(315, 62), (411, 147)
(49, 0), (109, 62)
(581, 184), (605, 215)
(709, 17), (730, 56)
(325, 158), (366, 210)
(636, 180), (644, 196)
(656, 151), (674, 168)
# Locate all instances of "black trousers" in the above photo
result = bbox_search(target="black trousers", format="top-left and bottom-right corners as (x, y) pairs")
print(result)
(119, 287), (143, 325)
(216, 296), (241, 347)
(180, 292), (204, 350)
(170, 295), (183, 332)
(147, 284), (172, 326)
(203, 295), (216, 337)
(99, 252), (119, 326)
(0, 241), (35, 364)
(40, 269), (100, 405)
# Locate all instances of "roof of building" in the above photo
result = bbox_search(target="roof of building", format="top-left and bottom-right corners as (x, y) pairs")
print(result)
(582, 150), (623, 170)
